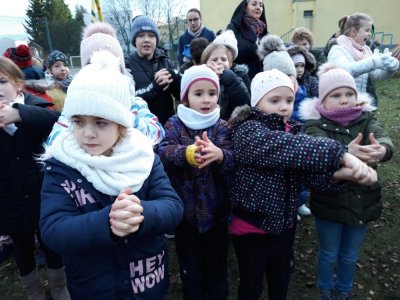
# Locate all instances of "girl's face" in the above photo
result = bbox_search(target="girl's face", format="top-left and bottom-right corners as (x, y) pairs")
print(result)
(256, 86), (294, 123)
(245, 0), (264, 20)
(0, 72), (22, 103)
(50, 61), (69, 80)
(294, 62), (305, 79)
(72, 115), (121, 157)
(187, 11), (201, 33)
(135, 32), (157, 60)
(294, 38), (311, 51)
(187, 80), (218, 114)
(207, 48), (231, 69)
(323, 87), (357, 110)
(351, 21), (373, 46)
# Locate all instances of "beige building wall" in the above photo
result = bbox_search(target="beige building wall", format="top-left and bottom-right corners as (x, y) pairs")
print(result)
(200, 0), (398, 48)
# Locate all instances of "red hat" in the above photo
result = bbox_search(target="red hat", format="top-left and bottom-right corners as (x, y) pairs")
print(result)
(3, 45), (32, 69)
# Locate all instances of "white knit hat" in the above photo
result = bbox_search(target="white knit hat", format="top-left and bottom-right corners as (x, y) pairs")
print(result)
(63, 51), (132, 128)
(251, 69), (294, 107)
(180, 65), (220, 101)
(213, 30), (238, 60)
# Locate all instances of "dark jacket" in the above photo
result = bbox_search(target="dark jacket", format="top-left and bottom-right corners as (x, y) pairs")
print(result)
(156, 115), (234, 233)
(219, 68), (250, 120)
(0, 92), (59, 235)
(40, 156), (183, 300)
(229, 106), (346, 234)
(178, 27), (216, 65)
(310, 48), (327, 75)
(125, 48), (181, 125)
(299, 96), (395, 226)
(226, 0), (268, 79)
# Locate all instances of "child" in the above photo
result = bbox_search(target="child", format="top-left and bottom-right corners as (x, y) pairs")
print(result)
(228, 68), (378, 300)
(200, 43), (250, 120)
(299, 64), (395, 300)
(47, 22), (164, 146)
(46, 50), (73, 92)
(156, 65), (234, 299)
(0, 56), (68, 300)
(290, 26), (327, 75)
(328, 12), (399, 105)
(179, 37), (210, 73)
(39, 51), (184, 300)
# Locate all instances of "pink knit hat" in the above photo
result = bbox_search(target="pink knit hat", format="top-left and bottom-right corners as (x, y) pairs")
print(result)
(318, 64), (358, 102)
(80, 22), (125, 73)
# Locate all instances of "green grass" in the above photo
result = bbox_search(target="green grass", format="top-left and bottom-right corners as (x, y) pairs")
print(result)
(1, 76), (399, 299)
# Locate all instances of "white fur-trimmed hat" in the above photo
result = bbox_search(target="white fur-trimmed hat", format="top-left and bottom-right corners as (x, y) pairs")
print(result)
(251, 69), (294, 107)
(180, 64), (220, 101)
(213, 30), (238, 60)
(63, 51), (132, 128)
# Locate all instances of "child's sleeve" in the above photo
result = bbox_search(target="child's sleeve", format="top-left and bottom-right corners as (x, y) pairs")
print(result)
(156, 117), (192, 169)
(213, 121), (235, 173)
(131, 97), (165, 145)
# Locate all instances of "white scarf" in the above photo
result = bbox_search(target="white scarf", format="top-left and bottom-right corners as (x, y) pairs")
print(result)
(47, 128), (154, 195)
(188, 24), (205, 38)
(177, 104), (220, 130)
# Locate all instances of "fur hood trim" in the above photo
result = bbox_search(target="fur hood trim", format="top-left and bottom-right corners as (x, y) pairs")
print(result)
(228, 104), (252, 126)
(257, 34), (286, 60)
(299, 92), (377, 121)
(287, 45), (316, 72)
(233, 63), (249, 74)
(24, 79), (55, 93)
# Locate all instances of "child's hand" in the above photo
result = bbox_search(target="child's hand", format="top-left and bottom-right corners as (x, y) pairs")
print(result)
(0, 101), (21, 127)
(348, 133), (386, 164)
(334, 153), (377, 185)
(109, 189), (144, 237)
(154, 68), (173, 90)
(195, 131), (224, 169)
(206, 61), (224, 77)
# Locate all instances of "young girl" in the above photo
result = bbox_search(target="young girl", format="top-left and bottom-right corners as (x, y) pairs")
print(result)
(228, 68), (378, 300)
(200, 43), (250, 120)
(40, 51), (183, 300)
(46, 50), (73, 92)
(299, 64), (395, 300)
(327, 12), (399, 106)
(47, 22), (164, 146)
(0, 56), (68, 300)
(156, 65), (234, 299)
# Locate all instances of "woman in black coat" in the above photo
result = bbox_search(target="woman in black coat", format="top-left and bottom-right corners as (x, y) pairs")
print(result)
(0, 56), (69, 299)
(227, 0), (268, 79)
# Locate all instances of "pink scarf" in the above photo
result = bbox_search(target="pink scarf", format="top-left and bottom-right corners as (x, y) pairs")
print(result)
(336, 35), (372, 61)
(316, 103), (363, 127)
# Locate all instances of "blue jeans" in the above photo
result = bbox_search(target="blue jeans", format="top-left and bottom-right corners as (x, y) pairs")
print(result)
(315, 218), (368, 292)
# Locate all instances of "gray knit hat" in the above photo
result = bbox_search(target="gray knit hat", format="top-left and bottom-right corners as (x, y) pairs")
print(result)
(130, 15), (160, 46)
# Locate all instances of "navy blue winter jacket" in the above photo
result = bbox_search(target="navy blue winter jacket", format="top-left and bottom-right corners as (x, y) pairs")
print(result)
(40, 156), (183, 300)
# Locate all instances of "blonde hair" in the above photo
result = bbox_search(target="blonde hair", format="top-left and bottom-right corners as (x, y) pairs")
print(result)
(291, 27), (314, 47)
(339, 12), (373, 36)
(0, 57), (24, 90)
(200, 43), (233, 65)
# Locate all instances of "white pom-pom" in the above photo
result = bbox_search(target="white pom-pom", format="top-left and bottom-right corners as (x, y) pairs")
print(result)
(89, 50), (121, 71)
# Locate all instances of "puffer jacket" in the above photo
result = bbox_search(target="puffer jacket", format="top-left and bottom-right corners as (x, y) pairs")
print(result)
(229, 105), (346, 234)
(299, 94), (395, 226)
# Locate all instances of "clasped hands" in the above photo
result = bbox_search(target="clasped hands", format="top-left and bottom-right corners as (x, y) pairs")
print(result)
(109, 187), (144, 237)
(189, 131), (224, 169)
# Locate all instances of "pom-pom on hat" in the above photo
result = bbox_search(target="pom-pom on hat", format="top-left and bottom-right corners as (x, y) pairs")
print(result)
(63, 51), (132, 128)
(47, 50), (69, 68)
(80, 22), (125, 73)
(180, 65), (220, 101)
(251, 69), (294, 107)
(130, 15), (160, 46)
(318, 63), (358, 102)
(213, 30), (238, 60)
(3, 45), (32, 69)
(258, 34), (296, 78)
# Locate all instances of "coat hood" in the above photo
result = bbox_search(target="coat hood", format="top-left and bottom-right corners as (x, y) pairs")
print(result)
(228, 104), (252, 127)
(287, 45), (316, 72)
(24, 79), (55, 93)
(298, 92), (377, 121)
